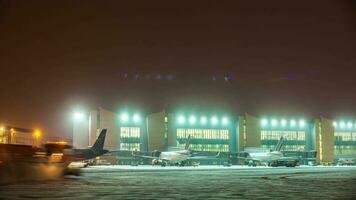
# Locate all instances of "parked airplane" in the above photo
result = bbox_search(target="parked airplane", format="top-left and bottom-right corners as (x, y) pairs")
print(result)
(134, 135), (219, 166)
(240, 136), (299, 167)
(64, 129), (109, 167)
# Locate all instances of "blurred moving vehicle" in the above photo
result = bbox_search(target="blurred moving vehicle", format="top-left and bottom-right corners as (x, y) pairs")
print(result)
(0, 129), (109, 182)
(0, 143), (73, 182)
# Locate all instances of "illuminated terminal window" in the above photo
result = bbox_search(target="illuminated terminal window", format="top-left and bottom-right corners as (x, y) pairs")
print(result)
(176, 128), (229, 152)
(262, 144), (305, 151)
(334, 132), (352, 141)
(120, 127), (140, 138)
(334, 130), (356, 155)
(120, 127), (141, 151)
(261, 130), (305, 141)
(334, 145), (356, 155)
(261, 130), (306, 151)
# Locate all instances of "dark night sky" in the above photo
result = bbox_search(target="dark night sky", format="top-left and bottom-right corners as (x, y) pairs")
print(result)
(0, 0), (355, 139)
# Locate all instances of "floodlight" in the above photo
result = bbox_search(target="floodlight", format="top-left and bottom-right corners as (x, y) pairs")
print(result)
(333, 121), (338, 128)
(261, 119), (268, 127)
(290, 120), (296, 127)
(178, 115), (185, 124)
(299, 120), (305, 128)
(133, 114), (141, 123)
(281, 119), (287, 127)
(347, 121), (353, 129)
(222, 117), (229, 125)
(74, 112), (84, 120)
(271, 119), (278, 127)
(189, 116), (197, 124)
(120, 113), (129, 122)
(211, 116), (218, 125)
(200, 116), (207, 125)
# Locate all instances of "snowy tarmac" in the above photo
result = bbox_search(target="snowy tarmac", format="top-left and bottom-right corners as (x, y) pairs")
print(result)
(1, 165), (356, 199)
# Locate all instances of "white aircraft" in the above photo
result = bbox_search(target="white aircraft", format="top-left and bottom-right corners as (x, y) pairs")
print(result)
(134, 135), (219, 166)
(241, 136), (299, 167)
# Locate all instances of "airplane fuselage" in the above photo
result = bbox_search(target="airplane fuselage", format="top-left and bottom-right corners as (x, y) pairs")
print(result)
(248, 151), (283, 163)
(159, 150), (190, 164)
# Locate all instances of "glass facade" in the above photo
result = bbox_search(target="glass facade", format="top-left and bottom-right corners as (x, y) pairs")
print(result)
(261, 130), (306, 151)
(176, 128), (229, 152)
(120, 127), (141, 151)
(334, 131), (356, 155)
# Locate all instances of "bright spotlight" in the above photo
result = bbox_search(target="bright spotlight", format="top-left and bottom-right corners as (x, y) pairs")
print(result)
(74, 112), (84, 120)
(133, 114), (141, 123)
(200, 116), (207, 125)
(120, 113), (129, 123)
(290, 120), (296, 127)
(178, 115), (185, 124)
(281, 119), (287, 127)
(211, 116), (218, 125)
(339, 121), (345, 129)
(189, 116), (197, 124)
(222, 117), (229, 125)
(347, 121), (353, 129)
(261, 119), (268, 127)
(271, 119), (278, 127)
(333, 121), (338, 128)
(0, 126), (4, 132)
(299, 120), (305, 128)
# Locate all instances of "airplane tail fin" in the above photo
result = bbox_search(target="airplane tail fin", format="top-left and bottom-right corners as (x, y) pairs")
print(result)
(184, 135), (191, 150)
(274, 136), (284, 152)
(91, 129), (107, 151)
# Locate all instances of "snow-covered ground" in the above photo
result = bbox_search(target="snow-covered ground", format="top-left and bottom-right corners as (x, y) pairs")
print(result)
(1, 165), (356, 199)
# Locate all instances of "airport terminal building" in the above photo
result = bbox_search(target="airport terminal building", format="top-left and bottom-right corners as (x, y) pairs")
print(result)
(73, 107), (356, 165)
(0, 126), (39, 146)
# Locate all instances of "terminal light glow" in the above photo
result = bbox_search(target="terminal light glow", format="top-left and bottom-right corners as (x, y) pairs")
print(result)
(271, 119), (278, 127)
(200, 116), (207, 125)
(189, 116), (197, 124)
(261, 119), (268, 127)
(347, 122), (353, 129)
(290, 120), (296, 127)
(133, 114), (141, 123)
(222, 117), (229, 125)
(120, 113), (129, 122)
(299, 120), (306, 128)
(281, 119), (287, 127)
(211, 116), (218, 125)
(333, 121), (338, 128)
(178, 115), (185, 124)
(334, 120), (356, 130)
(74, 112), (84, 120)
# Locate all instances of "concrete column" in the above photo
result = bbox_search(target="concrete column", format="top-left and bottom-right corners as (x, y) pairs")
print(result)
(315, 117), (334, 164)
(147, 111), (166, 151)
(245, 113), (261, 148)
(99, 108), (119, 151)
